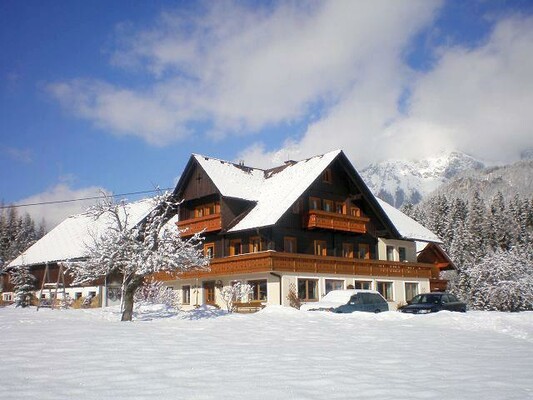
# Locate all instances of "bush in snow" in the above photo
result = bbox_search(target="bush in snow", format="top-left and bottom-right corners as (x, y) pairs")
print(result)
(220, 281), (253, 312)
(467, 246), (533, 312)
(10, 265), (35, 308)
(134, 279), (180, 309)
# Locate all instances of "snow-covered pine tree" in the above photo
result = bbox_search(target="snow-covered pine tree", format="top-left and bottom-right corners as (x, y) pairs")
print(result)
(67, 193), (209, 321)
(11, 265), (36, 307)
(467, 246), (533, 312)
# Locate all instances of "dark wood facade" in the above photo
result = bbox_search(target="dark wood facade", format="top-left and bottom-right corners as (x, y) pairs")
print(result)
(172, 154), (432, 282)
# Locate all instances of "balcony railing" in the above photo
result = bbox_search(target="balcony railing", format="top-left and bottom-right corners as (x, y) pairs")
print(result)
(176, 213), (222, 237)
(155, 251), (433, 280)
(304, 210), (370, 234)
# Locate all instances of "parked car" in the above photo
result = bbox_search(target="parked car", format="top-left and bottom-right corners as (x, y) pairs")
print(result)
(300, 289), (389, 313)
(399, 292), (467, 314)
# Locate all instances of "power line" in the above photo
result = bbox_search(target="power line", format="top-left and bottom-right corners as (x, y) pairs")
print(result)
(0, 188), (174, 210)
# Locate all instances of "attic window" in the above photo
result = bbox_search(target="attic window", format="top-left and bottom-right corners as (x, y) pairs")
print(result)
(322, 168), (332, 183)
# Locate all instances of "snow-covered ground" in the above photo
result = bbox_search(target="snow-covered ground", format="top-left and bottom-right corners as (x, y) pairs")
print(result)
(1, 305), (532, 399)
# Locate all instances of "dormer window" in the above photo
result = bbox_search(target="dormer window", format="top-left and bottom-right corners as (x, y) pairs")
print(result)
(322, 168), (332, 183)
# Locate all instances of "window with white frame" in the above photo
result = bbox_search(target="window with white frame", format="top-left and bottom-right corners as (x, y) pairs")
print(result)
(386, 246), (395, 261)
(354, 280), (372, 290)
(325, 279), (344, 294)
(376, 281), (393, 301)
(404, 282), (419, 302)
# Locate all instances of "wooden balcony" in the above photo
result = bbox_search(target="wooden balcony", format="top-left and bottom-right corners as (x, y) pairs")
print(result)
(154, 251), (433, 280)
(304, 210), (370, 234)
(176, 213), (222, 237)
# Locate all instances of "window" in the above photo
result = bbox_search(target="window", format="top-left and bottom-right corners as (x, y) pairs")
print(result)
(298, 279), (318, 301)
(323, 199), (334, 212)
(335, 202), (346, 214)
(322, 168), (332, 183)
(250, 237), (262, 253)
(2, 293), (12, 302)
(404, 282), (418, 302)
(314, 240), (327, 256)
(194, 202), (220, 218)
(203, 281), (216, 304)
(342, 243), (354, 258)
(284, 237), (297, 253)
(75, 292), (82, 300)
(229, 239), (242, 256)
(309, 197), (321, 210)
(358, 244), (370, 259)
(182, 285), (191, 304)
(325, 279), (344, 294)
(354, 280), (372, 290)
(386, 245), (395, 261)
(204, 243), (215, 259)
(248, 280), (267, 301)
(376, 281), (393, 301)
(399, 247), (407, 262)
(350, 207), (361, 217)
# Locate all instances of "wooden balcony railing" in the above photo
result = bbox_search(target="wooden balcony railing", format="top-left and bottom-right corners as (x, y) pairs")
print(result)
(154, 251), (433, 281)
(304, 210), (369, 234)
(176, 213), (222, 237)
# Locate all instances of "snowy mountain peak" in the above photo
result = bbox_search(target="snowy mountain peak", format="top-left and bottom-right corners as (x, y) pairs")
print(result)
(360, 152), (485, 208)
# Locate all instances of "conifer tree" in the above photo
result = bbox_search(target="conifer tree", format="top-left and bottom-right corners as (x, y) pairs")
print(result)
(11, 265), (36, 307)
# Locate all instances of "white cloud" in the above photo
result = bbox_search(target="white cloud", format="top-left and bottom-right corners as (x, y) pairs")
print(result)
(16, 184), (111, 231)
(242, 15), (533, 167)
(48, 0), (440, 146)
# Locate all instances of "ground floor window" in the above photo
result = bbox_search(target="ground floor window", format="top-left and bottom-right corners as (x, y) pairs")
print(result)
(298, 279), (318, 301)
(404, 282), (419, 302)
(248, 280), (267, 301)
(2, 293), (12, 302)
(203, 281), (216, 304)
(182, 285), (191, 304)
(325, 279), (344, 294)
(376, 281), (393, 301)
(354, 280), (372, 290)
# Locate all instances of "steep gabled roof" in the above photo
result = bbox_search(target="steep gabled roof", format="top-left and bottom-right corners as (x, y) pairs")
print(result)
(228, 150), (341, 232)
(8, 199), (157, 268)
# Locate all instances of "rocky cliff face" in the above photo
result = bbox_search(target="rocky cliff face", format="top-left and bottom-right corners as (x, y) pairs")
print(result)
(360, 152), (485, 207)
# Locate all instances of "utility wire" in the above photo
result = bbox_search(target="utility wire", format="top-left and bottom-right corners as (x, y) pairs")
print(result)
(1, 188), (174, 210)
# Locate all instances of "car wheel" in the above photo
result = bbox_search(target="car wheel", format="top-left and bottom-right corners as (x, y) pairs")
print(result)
(374, 309), (381, 314)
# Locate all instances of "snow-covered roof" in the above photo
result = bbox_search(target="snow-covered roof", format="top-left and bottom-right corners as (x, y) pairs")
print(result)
(193, 154), (265, 201)
(193, 150), (341, 232)
(8, 199), (157, 268)
(230, 150), (341, 232)
(375, 198), (442, 244)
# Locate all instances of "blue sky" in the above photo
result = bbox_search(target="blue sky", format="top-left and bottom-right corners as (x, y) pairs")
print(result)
(1, 1), (533, 228)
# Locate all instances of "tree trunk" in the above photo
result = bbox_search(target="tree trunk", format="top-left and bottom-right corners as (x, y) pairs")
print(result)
(121, 277), (143, 321)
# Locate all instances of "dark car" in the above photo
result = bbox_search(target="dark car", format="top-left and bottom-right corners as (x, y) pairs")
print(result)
(400, 292), (467, 314)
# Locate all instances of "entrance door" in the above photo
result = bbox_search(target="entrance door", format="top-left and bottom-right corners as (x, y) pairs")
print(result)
(203, 281), (216, 305)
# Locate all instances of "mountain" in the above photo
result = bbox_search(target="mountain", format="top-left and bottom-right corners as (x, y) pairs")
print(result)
(429, 159), (533, 204)
(359, 152), (485, 208)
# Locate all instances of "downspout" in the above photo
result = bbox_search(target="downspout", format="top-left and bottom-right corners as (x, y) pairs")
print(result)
(270, 272), (282, 306)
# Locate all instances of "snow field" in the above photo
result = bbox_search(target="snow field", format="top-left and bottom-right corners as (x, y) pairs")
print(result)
(1, 306), (532, 400)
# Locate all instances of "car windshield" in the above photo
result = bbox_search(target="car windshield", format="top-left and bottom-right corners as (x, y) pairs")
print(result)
(410, 294), (441, 304)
